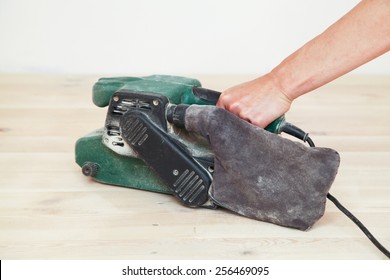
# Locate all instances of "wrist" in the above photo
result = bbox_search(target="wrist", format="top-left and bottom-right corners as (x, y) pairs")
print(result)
(267, 70), (294, 103)
(269, 45), (320, 100)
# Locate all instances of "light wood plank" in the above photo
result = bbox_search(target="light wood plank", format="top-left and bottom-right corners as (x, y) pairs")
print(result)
(0, 74), (389, 260)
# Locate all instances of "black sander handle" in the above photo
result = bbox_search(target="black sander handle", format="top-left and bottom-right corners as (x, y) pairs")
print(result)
(192, 87), (221, 104)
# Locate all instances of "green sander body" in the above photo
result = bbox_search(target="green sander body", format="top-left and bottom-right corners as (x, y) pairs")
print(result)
(75, 75), (284, 198)
(74, 77), (390, 257)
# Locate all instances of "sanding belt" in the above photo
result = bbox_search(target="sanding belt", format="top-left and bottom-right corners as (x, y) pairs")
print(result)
(183, 105), (340, 230)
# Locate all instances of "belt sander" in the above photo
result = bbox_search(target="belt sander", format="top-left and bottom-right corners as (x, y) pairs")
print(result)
(75, 74), (337, 229)
(75, 75), (389, 257)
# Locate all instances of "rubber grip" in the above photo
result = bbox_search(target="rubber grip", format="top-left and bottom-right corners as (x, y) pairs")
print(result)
(120, 110), (211, 207)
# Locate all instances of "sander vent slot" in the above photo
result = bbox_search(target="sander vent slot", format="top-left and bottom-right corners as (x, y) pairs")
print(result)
(122, 99), (152, 110)
(112, 99), (152, 115)
(112, 105), (127, 115)
(107, 126), (121, 136)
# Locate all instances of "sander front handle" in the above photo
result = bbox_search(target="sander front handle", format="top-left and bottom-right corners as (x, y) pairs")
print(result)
(192, 87), (221, 104)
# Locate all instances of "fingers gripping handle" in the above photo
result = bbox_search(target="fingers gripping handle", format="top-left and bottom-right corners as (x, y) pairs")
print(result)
(167, 102), (286, 135)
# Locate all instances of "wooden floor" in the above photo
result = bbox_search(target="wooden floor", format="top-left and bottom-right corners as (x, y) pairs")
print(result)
(0, 74), (389, 260)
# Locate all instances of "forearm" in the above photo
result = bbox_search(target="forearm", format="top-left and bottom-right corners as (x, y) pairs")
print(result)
(272, 0), (390, 100)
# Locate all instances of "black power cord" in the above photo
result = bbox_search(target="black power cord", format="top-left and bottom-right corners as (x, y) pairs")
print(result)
(281, 122), (390, 259)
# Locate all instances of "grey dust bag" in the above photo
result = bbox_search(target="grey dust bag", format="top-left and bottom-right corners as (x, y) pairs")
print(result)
(184, 105), (340, 230)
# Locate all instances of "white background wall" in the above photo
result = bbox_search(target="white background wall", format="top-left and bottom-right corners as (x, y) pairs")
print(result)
(0, 0), (389, 75)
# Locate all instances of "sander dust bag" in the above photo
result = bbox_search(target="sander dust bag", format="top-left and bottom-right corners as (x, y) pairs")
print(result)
(184, 105), (340, 230)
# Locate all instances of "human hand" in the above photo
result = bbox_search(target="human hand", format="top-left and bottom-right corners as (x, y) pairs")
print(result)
(216, 73), (293, 128)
